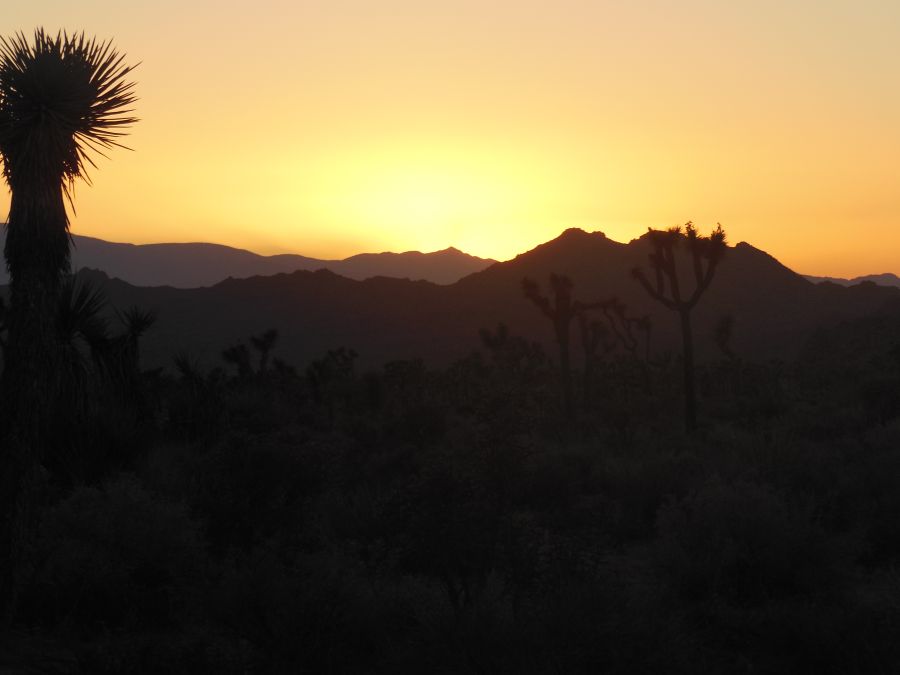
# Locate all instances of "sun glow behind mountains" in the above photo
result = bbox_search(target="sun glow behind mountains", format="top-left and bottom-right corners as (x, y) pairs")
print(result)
(3, 1), (900, 276)
(302, 141), (579, 260)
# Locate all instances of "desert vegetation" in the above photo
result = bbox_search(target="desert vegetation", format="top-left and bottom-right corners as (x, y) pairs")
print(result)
(0, 238), (899, 672)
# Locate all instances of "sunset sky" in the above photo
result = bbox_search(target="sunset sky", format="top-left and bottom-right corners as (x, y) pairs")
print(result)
(4, 1), (900, 277)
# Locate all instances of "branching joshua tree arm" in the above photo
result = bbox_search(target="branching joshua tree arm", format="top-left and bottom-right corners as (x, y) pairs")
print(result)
(686, 224), (727, 308)
(631, 268), (678, 310)
(521, 278), (553, 319)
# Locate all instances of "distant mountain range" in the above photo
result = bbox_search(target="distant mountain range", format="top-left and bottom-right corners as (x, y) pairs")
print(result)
(48, 228), (900, 371)
(804, 273), (900, 288)
(0, 233), (497, 287)
(1, 228), (897, 293)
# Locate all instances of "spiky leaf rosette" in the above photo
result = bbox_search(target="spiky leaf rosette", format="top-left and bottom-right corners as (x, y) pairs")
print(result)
(0, 28), (138, 193)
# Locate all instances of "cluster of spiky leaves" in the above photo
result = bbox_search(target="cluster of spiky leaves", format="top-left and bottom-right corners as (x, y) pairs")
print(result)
(0, 28), (137, 192)
(632, 222), (728, 311)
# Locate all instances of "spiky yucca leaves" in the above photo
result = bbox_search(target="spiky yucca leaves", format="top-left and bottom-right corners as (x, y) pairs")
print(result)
(0, 29), (137, 624)
(58, 276), (109, 349)
(118, 305), (156, 341)
(0, 29), (138, 185)
(0, 29), (138, 282)
(115, 305), (156, 372)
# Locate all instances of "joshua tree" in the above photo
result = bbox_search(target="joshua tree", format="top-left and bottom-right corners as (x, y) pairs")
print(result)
(714, 314), (737, 362)
(600, 299), (638, 354)
(522, 274), (577, 420)
(604, 302), (653, 363)
(632, 222), (726, 432)
(480, 323), (545, 375)
(222, 342), (253, 380)
(250, 328), (279, 374)
(0, 29), (137, 621)
(307, 347), (358, 427)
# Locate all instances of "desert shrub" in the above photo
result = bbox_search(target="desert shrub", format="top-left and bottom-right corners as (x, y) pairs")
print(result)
(222, 385), (292, 433)
(655, 477), (843, 607)
(23, 474), (204, 633)
(595, 444), (706, 543)
(212, 551), (387, 673)
(192, 432), (323, 555)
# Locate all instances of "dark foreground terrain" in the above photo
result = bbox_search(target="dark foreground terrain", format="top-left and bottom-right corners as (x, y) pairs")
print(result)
(2, 232), (900, 674)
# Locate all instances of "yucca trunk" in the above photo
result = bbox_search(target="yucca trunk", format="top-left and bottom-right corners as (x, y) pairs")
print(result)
(0, 177), (69, 623)
(0, 27), (137, 626)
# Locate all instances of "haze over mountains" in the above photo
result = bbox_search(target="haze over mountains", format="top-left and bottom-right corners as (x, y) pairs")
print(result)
(804, 272), (900, 288)
(0, 233), (497, 287)
(52, 228), (900, 372)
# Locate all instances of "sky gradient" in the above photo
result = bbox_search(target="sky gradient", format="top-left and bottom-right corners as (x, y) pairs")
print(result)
(4, 1), (900, 276)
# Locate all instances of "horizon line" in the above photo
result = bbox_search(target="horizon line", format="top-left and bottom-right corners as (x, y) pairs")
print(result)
(1, 221), (896, 280)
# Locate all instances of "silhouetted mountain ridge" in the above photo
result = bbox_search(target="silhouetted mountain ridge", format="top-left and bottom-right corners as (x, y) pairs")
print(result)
(0, 232), (497, 287)
(804, 272), (900, 288)
(29, 228), (897, 371)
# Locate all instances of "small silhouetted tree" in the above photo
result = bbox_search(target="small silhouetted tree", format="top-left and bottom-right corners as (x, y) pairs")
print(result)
(522, 274), (577, 420)
(714, 314), (737, 362)
(601, 299), (638, 355)
(171, 352), (225, 440)
(119, 307), (157, 364)
(250, 328), (278, 374)
(222, 343), (253, 380)
(480, 322), (546, 378)
(632, 222), (726, 432)
(57, 277), (109, 389)
(307, 347), (357, 427)
(105, 305), (156, 401)
(594, 299), (651, 362)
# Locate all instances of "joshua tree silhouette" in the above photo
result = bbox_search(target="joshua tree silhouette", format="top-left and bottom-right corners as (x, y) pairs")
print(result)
(602, 302), (652, 362)
(307, 347), (358, 428)
(522, 274), (577, 420)
(250, 328), (279, 374)
(222, 343), (253, 380)
(0, 29), (137, 621)
(632, 222), (726, 432)
(714, 314), (737, 362)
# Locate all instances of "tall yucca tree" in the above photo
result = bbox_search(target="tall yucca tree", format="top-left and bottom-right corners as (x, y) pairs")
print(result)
(0, 28), (137, 623)
(632, 222), (726, 433)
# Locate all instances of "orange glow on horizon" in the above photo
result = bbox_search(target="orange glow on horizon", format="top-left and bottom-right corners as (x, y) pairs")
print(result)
(3, 1), (900, 278)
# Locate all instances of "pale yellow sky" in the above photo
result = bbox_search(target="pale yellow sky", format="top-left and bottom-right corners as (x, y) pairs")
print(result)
(3, 1), (900, 276)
